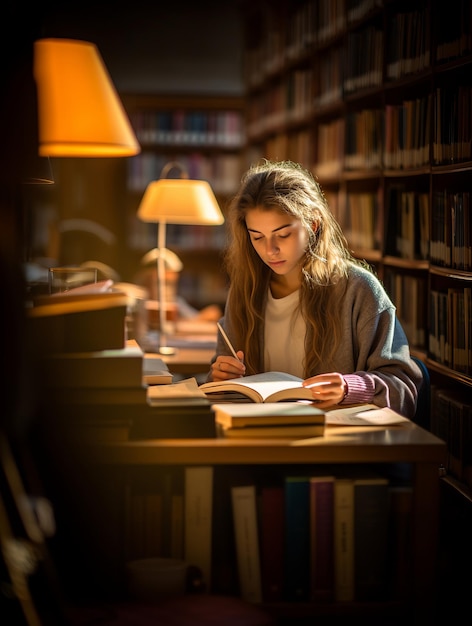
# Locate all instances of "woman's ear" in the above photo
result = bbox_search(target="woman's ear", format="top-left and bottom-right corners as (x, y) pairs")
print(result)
(311, 221), (319, 234)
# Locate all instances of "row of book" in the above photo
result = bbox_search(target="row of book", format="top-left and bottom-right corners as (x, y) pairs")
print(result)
(383, 270), (427, 351)
(431, 385), (472, 488)
(245, 1), (469, 90)
(127, 151), (243, 195)
(250, 84), (472, 171)
(124, 465), (414, 606)
(128, 109), (244, 149)
(428, 286), (472, 374)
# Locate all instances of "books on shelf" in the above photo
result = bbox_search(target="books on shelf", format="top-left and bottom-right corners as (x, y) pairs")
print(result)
(333, 478), (355, 602)
(309, 475), (335, 603)
(123, 463), (397, 604)
(284, 476), (311, 601)
(259, 485), (285, 603)
(231, 485), (262, 604)
(184, 466), (213, 592)
(354, 476), (390, 601)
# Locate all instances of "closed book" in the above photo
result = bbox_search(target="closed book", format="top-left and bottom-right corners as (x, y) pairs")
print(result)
(309, 475), (335, 603)
(40, 340), (144, 389)
(142, 355), (173, 385)
(354, 476), (390, 601)
(231, 484), (262, 603)
(388, 485), (414, 601)
(211, 468), (249, 596)
(130, 401), (216, 439)
(143, 492), (163, 557)
(284, 476), (310, 601)
(50, 385), (148, 405)
(217, 423), (325, 439)
(28, 290), (128, 354)
(260, 485), (284, 602)
(212, 402), (325, 428)
(334, 478), (355, 602)
(185, 466), (213, 592)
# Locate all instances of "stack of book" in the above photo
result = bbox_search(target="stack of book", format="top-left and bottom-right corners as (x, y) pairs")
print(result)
(212, 403), (325, 439)
(43, 349), (216, 441)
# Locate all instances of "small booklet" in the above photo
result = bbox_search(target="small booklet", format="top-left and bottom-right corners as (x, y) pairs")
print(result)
(199, 371), (318, 403)
(142, 355), (173, 385)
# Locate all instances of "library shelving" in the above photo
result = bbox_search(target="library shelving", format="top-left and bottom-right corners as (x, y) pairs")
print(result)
(241, 0), (472, 500)
(120, 93), (246, 310)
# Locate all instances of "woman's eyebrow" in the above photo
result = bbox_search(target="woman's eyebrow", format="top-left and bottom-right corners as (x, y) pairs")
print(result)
(247, 223), (293, 234)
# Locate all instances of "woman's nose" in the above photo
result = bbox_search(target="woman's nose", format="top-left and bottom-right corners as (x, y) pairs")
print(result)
(266, 238), (279, 255)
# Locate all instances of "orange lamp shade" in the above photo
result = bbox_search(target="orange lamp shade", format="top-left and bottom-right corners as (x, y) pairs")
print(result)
(34, 38), (140, 157)
(137, 179), (224, 225)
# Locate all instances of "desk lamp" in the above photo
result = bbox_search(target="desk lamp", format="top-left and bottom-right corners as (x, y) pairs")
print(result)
(137, 161), (224, 355)
(34, 38), (140, 157)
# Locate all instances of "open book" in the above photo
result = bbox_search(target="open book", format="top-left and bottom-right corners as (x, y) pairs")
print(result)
(199, 371), (322, 403)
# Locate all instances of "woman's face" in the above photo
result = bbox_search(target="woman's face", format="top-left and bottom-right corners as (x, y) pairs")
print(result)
(245, 207), (309, 279)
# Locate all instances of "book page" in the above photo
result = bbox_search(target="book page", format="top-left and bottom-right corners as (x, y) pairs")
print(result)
(147, 377), (207, 400)
(325, 405), (409, 426)
(200, 371), (304, 403)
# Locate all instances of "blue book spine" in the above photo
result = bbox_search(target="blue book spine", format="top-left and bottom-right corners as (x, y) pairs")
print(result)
(284, 476), (310, 601)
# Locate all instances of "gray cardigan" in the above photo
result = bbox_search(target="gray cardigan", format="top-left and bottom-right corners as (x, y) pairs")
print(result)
(209, 264), (422, 419)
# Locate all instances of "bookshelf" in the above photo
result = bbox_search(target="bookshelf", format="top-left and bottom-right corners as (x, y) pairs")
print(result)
(121, 93), (246, 310)
(241, 0), (472, 497)
(80, 424), (447, 623)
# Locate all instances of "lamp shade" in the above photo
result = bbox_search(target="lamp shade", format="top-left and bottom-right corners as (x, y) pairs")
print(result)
(137, 179), (224, 225)
(34, 38), (140, 157)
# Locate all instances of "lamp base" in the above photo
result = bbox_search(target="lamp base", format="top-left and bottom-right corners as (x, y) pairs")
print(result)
(158, 346), (177, 356)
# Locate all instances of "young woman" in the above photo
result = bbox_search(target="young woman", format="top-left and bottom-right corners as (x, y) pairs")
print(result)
(208, 160), (422, 418)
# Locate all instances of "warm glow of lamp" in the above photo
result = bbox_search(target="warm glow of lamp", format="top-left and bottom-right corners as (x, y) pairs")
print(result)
(137, 162), (224, 354)
(33, 38), (140, 157)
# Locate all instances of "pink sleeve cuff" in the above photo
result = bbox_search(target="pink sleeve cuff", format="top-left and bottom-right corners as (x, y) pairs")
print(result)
(341, 374), (375, 405)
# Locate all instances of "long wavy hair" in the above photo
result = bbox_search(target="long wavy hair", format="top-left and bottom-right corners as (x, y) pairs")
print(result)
(223, 159), (370, 376)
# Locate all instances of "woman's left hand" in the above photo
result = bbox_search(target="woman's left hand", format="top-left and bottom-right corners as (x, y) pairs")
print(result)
(302, 372), (347, 408)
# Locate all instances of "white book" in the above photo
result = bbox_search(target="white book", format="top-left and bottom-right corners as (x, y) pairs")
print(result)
(334, 478), (355, 602)
(184, 466), (213, 591)
(231, 485), (262, 603)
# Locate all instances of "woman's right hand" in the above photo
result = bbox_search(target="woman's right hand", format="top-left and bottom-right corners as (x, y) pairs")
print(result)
(210, 351), (245, 381)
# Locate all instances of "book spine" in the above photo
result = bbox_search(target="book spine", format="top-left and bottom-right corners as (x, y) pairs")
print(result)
(231, 484), (263, 603)
(354, 477), (390, 601)
(334, 478), (355, 602)
(284, 476), (310, 601)
(184, 466), (213, 592)
(260, 485), (285, 602)
(388, 485), (414, 601)
(309, 475), (335, 603)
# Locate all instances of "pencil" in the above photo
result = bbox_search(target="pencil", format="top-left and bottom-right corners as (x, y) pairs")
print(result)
(217, 322), (240, 360)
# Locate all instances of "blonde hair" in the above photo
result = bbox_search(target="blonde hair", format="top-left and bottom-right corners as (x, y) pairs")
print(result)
(224, 159), (370, 376)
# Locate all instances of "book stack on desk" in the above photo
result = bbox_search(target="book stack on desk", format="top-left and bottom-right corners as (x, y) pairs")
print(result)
(212, 403), (325, 439)
(42, 343), (215, 440)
